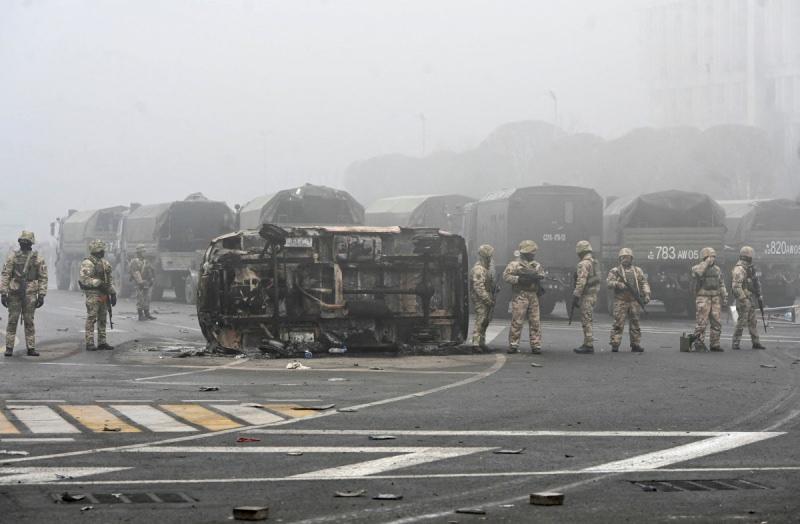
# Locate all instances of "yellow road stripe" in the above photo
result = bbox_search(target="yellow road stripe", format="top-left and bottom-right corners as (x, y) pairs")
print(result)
(61, 405), (140, 433)
(262, 404), (316, 418)
(161, 404), (242, 431)
(0, 411), (20, 434)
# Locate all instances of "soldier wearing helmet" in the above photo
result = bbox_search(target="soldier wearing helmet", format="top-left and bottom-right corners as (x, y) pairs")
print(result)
(690, 246), (728, 352)
(606, 247), (650, 352)
(502, 240), (546, 354)
(730, 245), (765, 350)
(128, 244), (157, 322)
(79, 240), (117, 351)
(0, 230), (48, 357)
(573, 241), (601, 354)
(470, 244), (497, 352)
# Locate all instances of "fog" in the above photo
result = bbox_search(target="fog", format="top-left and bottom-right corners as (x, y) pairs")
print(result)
(0, 0), (654, 242)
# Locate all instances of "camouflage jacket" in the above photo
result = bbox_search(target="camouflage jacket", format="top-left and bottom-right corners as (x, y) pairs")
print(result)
(607, 265), (650, 302)
(128, 256), (155, 286)
(0, 250), (48, 296)
(573, 253), (600, 298)
(79, 256), (116, 295)
(470, 261), (495, 305)
(731, 261), (755, 301)
(502, 258), (544, 293)
(691, 261), (727, 300)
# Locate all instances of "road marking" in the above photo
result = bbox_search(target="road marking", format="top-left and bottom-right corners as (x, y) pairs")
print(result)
(0, 438), (74, 443)
(111, 405), (197, 433)
(161, 404), (242, 431)
(582, 431), (782, 472)
(0, 411), (20, 434)
(78, 329), (127, 333)
(5, 400), (67, 403)
(211, 404), (284, 425)
(134, 355), (250, 382)
(8, 406), (80, 434)
(150, 321), (202, 332)
(763, 409), (800, 431)
(0, 467), (131, 485)
(260, 404), (317, 419)
(243, 429), (746, 437)
(60, 405), (140, 433)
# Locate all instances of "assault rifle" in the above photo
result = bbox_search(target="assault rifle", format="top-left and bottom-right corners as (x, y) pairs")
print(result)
(619, 276), (647, 314)
(17, 253), (32, 300)
(749, 266), (767, 333)
(103, 264), (114, 330)
(568, 270), (583, 325)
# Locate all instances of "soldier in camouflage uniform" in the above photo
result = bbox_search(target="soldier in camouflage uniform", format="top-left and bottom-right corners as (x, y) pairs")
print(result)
(573, 240), (601, 354)
(470, 244), (496, 352)
(128, 244), (157, 321)
(606, 248), (650, 352)
(502, 240), (546, 354)
(731, 246), (765, 350)
(80, 240), (117, 351)
(691, 247), (728, 352)
(0, 231), (47, 356)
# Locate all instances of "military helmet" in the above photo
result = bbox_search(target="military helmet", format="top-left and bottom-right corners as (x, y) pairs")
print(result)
(478, 244), (494, 258)
(136, 244), (146, 254)
(700, 247), (716, 259)
(575, 240), (592, 255)
(618, 247), (633, 258)
(89, 239), (106, 254)
(518, 240), (538, 254)
(18, 230), (35, 243)
(739, 245), (754, 258)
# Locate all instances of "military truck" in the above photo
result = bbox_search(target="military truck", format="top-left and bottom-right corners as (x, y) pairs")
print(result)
(470, 185), (603, 316)
(238, 183), (364, 229)
(197, 224), (469, 353)
(727, 199), (800, 306)
(365, 194), (475, 236)
(116, 194), (235, 303)
(52, 206), (127, 291)
(603, 190), (727, 316)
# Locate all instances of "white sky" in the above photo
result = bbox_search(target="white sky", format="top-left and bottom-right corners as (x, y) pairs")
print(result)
(0, 0), (649, 242)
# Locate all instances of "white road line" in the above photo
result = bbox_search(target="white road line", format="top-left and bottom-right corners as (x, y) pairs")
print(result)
(8, 406), (80, 434)
(6, 400), (67, 403)
(134, 368), (218, 381)
(244, 429), (742, 437)
(0, 467), (131, 485)
(211, 404), (284, 425)
(125, 446), (447, 453)
(150, 321), (202, 332)
(0, 438), (75, 443)
(763, 409), (800, 431)
(582, 431), (782, 472)
(95, 400), (154, 403)
(111, 405), (197, 433)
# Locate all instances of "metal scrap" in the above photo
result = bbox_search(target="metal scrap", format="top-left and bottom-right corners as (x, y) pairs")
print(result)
(199, 386), (219, 391)
(292, 404), (335, 411)
(493, 448), (524, 454)
(455, 508), (486, 515)
(232, 506), (269, 521)
(372, 493), (403, 500)
(369, 435), (396, 440)
(334, 489), (366, 498)
(59, 492), (85, 503)
(236, 437), (261, 443)
(0, 450), (29, 456)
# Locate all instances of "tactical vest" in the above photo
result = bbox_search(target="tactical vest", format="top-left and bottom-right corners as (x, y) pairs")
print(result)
(80, 257), (108, 290)
(12, 251), (39, 282)
(585, 259), (600, 289)
(699, 265), (721, 291)
(736, 262), (755, 293)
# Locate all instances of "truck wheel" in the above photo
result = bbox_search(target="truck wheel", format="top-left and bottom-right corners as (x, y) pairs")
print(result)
(68, 261), (80, 292)
(56, 264), (70, 290)
(173, 274), (187, 303)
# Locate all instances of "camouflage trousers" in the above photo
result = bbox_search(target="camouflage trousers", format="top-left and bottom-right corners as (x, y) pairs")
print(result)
(471, 300), (494, 346)
(610, 298), (641, 347)
(5, 294), (37, 349)
(694, 295), (722, 348)
(84, 293), (109, 345)
(579, 293), (597, 346)
(136, 284), (152, 310)
(509, 291), (541, 349)
(732, 298), (760, 348)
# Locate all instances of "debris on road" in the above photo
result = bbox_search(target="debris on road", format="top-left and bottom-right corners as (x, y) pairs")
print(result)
(199, 386), (219, 391)
(334, 489), (366, 498)
(760, 364), (777, 369)
(287, 451), (304, 456)
(55, 474), (74, 480)
(369, 435), (396, 440)
(499, 504), (515, 508)
(493, 448), (524, 454)
(102, 426), (121, 432)
(530, 362), (543, 368)
(80, 506), (94, 512)
(242, 403), (264, 408)
(292, 404), (335, 411)
(372, 493), (403, 500)
(337, 407), (359, 413)
(455, 508), (486, 515)
(369, 367), (384, 371)
(59, 492), (85, 503)
(56, 328), (69, 332)
(0, 449), (29, 456)
(236, 437), (261, 443)
(233, 506), (269, 521)
(286, 361), (311, 370)
(328, 377), (348, 382)
(530, 492), (564, 506)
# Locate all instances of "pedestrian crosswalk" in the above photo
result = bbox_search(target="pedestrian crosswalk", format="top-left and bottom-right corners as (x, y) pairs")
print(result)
(0, 402), (317, 435)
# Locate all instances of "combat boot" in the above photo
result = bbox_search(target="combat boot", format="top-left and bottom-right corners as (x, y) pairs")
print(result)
(86, 343), (97, 351)
(573, 344), (594, 354)
(4, 347), (12, 357)
(610, 344), (619, 352)
(631, 345), (644, 352)
(531, 347), (542, 355)
(731, 341), (741, 350)
(144, 310), (157, 320)
(97, 343), (114, 351)
(26, 348), (39, 356)
(506, 345), (519, 354)
(710, 345), (724, 352)
(752, 342), (766, 350)
(137, 309), (145, 321)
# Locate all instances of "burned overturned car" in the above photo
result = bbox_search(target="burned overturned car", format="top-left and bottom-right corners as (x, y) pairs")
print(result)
(196, 224), (469, 354)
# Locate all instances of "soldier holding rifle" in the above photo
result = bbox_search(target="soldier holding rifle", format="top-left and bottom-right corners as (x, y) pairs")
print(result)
(606, 248), (650, 352)
(730, 246), (766, 350)
(80, 240), (116, 351)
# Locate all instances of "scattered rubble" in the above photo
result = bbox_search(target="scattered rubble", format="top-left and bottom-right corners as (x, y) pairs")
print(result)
(286, 361), (310, 370)
(334, 489), (366, 498)
(0, 450), (29, 456)
(760, 364), (777, 369)
(199, 386), (219, 392)
(372, 494), (403, 500)
(236, 437), (261, 443)
(233, 506), (269, 521)
(293, 404), (335, 411)
(493, 448), (524, 454)
(455, 508), (486, 515)
(530, 492), (564, 506)
(368, 435), (396, 441)
(59, 492), (85, 503)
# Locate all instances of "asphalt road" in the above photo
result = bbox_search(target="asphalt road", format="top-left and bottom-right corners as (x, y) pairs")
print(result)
(1, 290), (799, 523)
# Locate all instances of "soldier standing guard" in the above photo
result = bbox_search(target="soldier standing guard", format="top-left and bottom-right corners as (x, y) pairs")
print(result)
(80, 240), (116, 351)
(691, 247), (728, 352)
(470, 244), (496, 352)
(573, 240), (600, 354)
(129, 244), (157, 321)
(502, 240), (545, 354)
(731, 246), (766, 350)
(0, 231), (47, 357)
(606, 248), (650, 352)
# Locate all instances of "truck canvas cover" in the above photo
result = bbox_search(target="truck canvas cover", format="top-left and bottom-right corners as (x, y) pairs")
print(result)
(366, 194), (474, 232)
(619, 190), (725, 229)
(238, 184), (364, 230)
(734, 199), (800, 259)
(59, 206), (127, 253)
(125, 199), (234, 251)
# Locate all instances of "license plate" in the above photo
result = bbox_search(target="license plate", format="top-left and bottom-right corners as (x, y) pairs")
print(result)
(289, 331), (315, 343)
(285, 237), (313, 248)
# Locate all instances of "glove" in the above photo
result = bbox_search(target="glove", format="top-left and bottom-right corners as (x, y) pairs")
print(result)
(35, 295), (45, 308)
(643, 295), (651, 305)
(110, 294), (117, 307)
(615, 282), (626, 290)
(1, 294), (7, 308)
